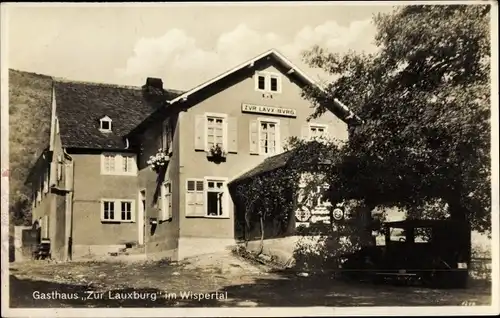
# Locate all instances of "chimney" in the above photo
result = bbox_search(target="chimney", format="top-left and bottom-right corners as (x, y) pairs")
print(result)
(145, 77), (163, 90)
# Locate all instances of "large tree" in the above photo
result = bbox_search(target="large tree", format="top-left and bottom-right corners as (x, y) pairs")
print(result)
(301, 5), (492, 234)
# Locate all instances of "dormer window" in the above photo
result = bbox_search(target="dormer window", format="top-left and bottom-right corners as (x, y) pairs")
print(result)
(100, 116), (112, 132)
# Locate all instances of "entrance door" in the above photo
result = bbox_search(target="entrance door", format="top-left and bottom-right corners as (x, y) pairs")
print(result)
(138, 190), (146, 245)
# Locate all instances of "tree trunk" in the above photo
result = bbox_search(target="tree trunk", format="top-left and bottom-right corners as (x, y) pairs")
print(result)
(258, 214), (265, 255)
(244, 207), (251, 248)
(448, 200), (472, 265)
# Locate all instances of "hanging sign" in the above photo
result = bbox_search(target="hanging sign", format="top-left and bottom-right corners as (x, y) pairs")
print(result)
(241, 103), (297, 117)
(332, 208), (345, 221)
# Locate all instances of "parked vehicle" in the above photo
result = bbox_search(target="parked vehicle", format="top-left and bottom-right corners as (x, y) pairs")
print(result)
(339, 219), (470, 288)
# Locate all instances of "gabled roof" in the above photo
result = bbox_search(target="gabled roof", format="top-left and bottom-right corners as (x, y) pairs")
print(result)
(168, 49), (358, 118)
(54, 79), (183, 150)
(128, 49), (360, 137)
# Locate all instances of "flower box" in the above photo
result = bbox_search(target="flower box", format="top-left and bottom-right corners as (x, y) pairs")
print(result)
(206, 144), (227, 162)
(147, 148), (170, 173)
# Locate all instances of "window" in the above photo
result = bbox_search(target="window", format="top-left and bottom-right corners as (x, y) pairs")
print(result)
(206, 179), (226, 217)
(186, 179), (205, 217)
(160, 182), (172, 221)
(206, 116), (225, 150)
(121, 201), (132, 221)
(309, 124), (328, 140)
(99, 116), (112, 132)
(103, 201), (115, 221)
(103, 154), (115, 172)
(101, 199), (135, 222)
(270, 76), (279, 92)
(37, 190), (41, 203)
(122, 154), (134, 173)
(255, 72), (282, 93)
(101, 153), (137, 175)
(258, 119), (280, 155)
(257, 75), (266, 90)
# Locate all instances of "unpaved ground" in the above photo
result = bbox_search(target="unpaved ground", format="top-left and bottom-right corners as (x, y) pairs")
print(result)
(8, 252), (492, 308)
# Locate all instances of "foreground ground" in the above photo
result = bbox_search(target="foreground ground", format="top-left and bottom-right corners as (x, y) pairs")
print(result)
(9, 252), (491, 307)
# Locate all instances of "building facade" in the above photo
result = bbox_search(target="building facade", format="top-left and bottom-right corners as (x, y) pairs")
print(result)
(27, 49), (355, 261)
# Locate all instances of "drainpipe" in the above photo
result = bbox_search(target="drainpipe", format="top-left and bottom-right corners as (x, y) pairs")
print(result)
(63, 148), (74, 261)
(125, 138), (130, 149)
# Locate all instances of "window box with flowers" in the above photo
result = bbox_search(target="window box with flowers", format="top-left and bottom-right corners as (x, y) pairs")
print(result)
(206, 143), (227, 163)
(147, 148), (170, 173)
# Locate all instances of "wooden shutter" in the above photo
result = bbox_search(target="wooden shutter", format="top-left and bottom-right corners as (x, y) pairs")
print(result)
(160, 182), (172, 221)
(43, 215), (49, 239)
(194, 115), (206, 151)
(228, 117), (238, 153)
(249, 120), (259, 155)
(186, 179), (205, 217)
(57, 155), (63, 181)
(43, 173), (49, 193)
(301, 123), (310, 140)
(50, 162), (57, 187)
(167, 126), (173, 155)
(280, 119), (289, 153)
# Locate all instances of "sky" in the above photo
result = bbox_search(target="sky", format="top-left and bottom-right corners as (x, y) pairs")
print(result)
(6, 3), (396, 91)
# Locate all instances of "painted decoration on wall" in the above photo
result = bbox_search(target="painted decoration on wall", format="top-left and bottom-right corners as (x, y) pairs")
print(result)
(295, 206), (312, 222)
(332, 208), (345, 221)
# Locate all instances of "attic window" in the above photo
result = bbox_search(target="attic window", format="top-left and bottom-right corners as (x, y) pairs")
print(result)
(100, 116), (112, 132)
(255, 72), (282, 93)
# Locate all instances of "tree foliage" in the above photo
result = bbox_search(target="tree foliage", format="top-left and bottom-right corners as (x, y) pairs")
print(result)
(301, 5), (492, 233)
(8, 70), (53, 225)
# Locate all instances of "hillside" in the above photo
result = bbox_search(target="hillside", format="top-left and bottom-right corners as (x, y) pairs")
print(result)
(9, 69), (53, 225)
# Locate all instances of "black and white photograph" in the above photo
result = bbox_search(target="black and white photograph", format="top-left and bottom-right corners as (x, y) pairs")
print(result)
(1, 1), (498, 317)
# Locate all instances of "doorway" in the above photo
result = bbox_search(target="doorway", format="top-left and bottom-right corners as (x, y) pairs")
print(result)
(138, 189), (146, 245)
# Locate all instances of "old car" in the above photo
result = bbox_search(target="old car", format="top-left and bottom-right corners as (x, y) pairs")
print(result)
(339, 219), (470, 288)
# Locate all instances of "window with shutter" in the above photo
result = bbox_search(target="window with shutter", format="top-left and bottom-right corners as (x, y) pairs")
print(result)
(186, 179), (205, 217)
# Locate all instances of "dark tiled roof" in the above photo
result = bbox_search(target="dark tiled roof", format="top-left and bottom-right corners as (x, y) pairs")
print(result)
(54, 80), (183, 150)
(229, 150), (296, 185)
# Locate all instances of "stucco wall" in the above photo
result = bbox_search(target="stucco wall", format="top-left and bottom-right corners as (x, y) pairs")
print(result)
(71, 153), (138, 246)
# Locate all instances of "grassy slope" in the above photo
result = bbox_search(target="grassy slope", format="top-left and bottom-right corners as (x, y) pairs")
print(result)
(9, 69), (53, 225)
